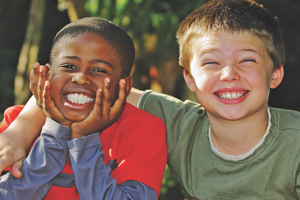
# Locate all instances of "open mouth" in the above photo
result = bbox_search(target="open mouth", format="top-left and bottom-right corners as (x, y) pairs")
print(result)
(65, 93), (94, 104)
(215, 91), (249, 100)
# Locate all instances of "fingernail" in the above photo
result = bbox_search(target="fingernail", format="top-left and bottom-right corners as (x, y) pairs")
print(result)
(40, 65), (44, 72)
(122, 79), (125, 84)
(106, 78), (110, 84)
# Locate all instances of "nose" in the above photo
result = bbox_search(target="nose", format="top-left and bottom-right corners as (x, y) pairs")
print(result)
(72, 72), (92, 85)
(220, 65), (240, 82)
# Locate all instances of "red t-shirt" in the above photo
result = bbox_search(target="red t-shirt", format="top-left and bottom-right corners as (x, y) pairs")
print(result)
(0, 103), (167, 199)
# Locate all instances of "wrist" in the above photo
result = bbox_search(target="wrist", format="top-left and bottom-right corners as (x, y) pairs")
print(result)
(70, 130), (98, 139)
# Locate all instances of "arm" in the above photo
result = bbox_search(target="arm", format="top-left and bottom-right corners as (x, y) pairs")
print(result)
(126, 87), (144, 107)
(0, 118), (70, 199)
(68, 133), (157, 200)
(0, 84), (142, 176)
(0, 96), (45, 177)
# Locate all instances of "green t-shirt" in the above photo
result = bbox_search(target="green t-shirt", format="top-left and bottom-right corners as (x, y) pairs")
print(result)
(139, 90), (300, 200)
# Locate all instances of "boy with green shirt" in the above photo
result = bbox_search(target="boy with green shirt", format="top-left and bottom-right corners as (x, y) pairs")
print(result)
(1, 0), (300, 199)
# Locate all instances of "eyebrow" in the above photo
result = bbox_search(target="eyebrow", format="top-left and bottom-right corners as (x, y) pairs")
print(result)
(197, 48), (262, 57)
(240, 48), (262, 56)
(197, 48), (219, 57)
(65, 56), (114, 70)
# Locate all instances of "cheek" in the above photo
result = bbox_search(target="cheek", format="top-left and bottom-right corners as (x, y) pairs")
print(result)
(194, 71), (216, 92)
(246, 70), (271, 88)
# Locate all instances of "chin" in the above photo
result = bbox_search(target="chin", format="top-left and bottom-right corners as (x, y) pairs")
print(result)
(63, 114), (89, 122)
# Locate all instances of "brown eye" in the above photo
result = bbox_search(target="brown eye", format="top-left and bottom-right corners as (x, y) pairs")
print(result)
(61, 64), (76, 69)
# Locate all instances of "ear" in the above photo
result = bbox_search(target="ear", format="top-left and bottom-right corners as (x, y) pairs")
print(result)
(183, 69), (196, 92)
(124, 75), (133, 98)
(270, 65), (284, 89)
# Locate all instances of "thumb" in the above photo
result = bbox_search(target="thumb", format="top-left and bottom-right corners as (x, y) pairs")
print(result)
(11, 158), (24, 178)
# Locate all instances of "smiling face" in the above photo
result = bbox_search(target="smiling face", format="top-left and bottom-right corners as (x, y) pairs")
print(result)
(184, 31), (283, 122)
(49, 33), (128, 122)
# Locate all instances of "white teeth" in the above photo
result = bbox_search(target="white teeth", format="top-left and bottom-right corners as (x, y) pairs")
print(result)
(220, 92), (244, 100)
(226, 93), (231, 99)
(66, 93), (94, 104)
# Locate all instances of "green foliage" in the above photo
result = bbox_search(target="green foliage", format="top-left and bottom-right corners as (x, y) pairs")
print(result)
(82, 0), (208, 92)
(160, 165), (180, 194)
(84, 0), (205, 59)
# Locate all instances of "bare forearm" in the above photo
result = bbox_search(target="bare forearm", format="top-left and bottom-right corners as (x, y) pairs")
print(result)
(2, 96), (45, 152)
(126, 87), (144, 107)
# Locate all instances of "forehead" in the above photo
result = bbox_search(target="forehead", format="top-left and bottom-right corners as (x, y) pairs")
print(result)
(59, 33), (113, 52)
(54, 33), (120, 64)
(192, 31), (268, 56)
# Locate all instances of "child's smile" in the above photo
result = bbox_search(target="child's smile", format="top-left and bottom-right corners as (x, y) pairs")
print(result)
(63, 92), (95, 110)
(185, 31), (283, 121)
(49, 33), (123, 122)
(213, 88), (250, 104)
(65, 93), (94, 105)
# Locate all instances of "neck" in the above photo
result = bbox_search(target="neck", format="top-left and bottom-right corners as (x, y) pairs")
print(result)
(208, 108), (269, 156)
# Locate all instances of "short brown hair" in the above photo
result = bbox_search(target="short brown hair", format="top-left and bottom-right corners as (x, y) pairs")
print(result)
(176, 0), (285, 71)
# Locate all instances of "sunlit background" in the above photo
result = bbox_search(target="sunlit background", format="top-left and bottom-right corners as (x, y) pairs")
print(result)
(1, 0), (300, 199)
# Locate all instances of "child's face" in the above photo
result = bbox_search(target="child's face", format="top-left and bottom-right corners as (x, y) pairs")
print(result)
(184, 31), (283, 121)
(49, 33), (127, 122)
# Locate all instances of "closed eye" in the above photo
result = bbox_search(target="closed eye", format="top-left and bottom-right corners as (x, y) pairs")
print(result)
(203, 61), (219, 65)
(242, 58), (256, 63)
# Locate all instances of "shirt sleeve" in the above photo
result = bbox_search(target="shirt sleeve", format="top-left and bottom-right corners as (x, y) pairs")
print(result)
(68, 133), (158, 200)
(0, 106), (24, 133)
(138, 90), (205, 154)
(0, 118), (70, 200)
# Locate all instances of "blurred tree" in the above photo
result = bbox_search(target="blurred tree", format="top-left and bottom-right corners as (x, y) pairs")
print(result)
(58, 0), (88, 21)
(0, 0), (31, 113)
(14, 0), (45, 105)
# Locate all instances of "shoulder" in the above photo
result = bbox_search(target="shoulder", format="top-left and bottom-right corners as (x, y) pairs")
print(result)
(3, 105), (24, 116)
(122, 103), (164, 122)
(140, 90), (206, 120)
(0, 105), (25, 133)
(116, 103), (166, 135)
(270, 107), (300, 131)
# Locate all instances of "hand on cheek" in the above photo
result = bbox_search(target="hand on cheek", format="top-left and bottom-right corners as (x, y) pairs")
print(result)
(70, 78), (127, 139)
(30, 62), (71, 127)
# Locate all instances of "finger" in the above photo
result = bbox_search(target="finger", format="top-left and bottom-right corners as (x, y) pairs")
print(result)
(41, 80), (65, 121)
(45, 63), (51, 80)
(0, 156), (14, 175)
(38, 65), (47, 105)
(30, 62), (41, 98)
(110, 79), (126, 118)
(117, 79), (127, 105)
(11, 159), (24, 178)
(93, 88), (103, 117)
(102, 78), (111, 117)
(43, 80), (52, 110)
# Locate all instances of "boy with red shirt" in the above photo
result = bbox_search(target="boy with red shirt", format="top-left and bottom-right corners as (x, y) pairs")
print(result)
(0, 17), (166, 200)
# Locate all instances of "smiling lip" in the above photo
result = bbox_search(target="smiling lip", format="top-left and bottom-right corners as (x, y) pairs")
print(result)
(214, 88), (249, 104)
(63, 93), (95, 109)
(65, 93), (94, 104)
